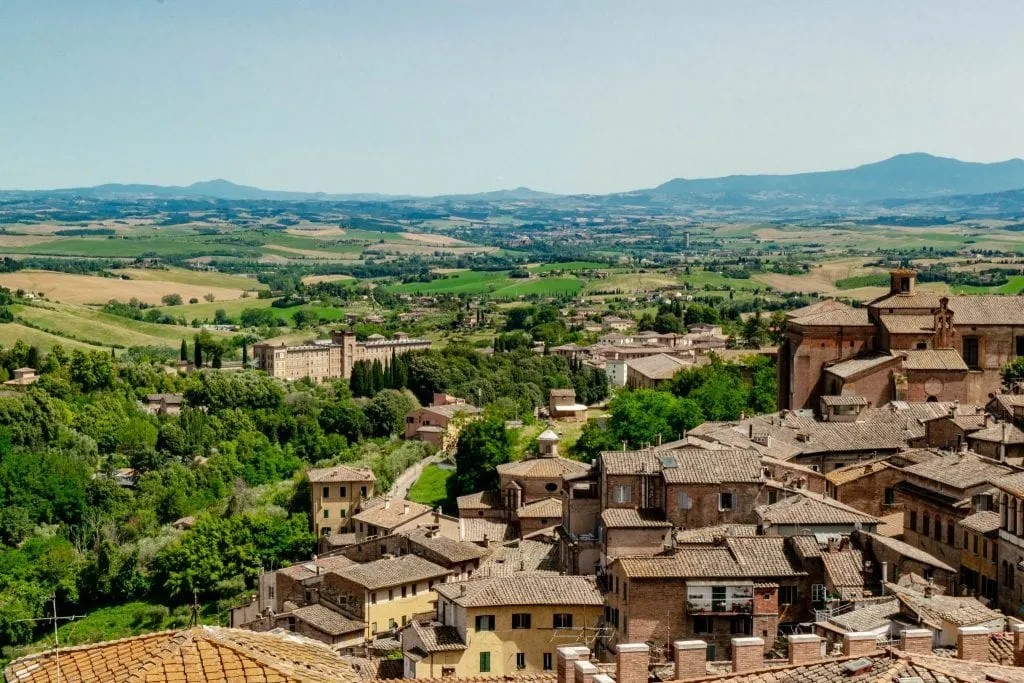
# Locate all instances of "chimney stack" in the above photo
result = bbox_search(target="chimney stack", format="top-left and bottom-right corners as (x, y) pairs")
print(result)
(842, 632), (878, 658)
(556, 647), (590, 683)
(731, 637), (764, 673)
(615, 643), (650, 683)
(1012, 623), (1024, 666)
(574, 660), (599, 683)
(899, 629), (932, 655)
(384, 496), (391, 510)
(403, 502), (410, 516)
(881, 561), (888, 584)
(957, 626), (989, 662)
(787, 634), (821, 666)
(673, 641), (708, 681)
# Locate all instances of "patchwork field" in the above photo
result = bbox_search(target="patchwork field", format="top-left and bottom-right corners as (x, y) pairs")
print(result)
(0, 270), (253, 305)
(387, 270), (583, 297)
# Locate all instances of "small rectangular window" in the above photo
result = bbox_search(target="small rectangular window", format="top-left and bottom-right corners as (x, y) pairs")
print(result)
(340, 486), (347, 497)
(613, 485), (632, 504)
(480, 652), (491, 673)
(512, 613), (532, 629)
(974, 535), (979, 555)
(516, 653), (526, 670)
(323, 509), (329, 519)
(962, 337), (980, 369)
(401, 586), (407, 598)
(543, 653), (553, 671)
(778, 585), (797, 604)
(909, 510), (917, 531)
(693, 616), (713, 634)
(553, 613), (573, 629)
(884, 488), (895, 505)
(475, 615), (495, 631)
(719, 492), (734, 511)
(322, 486), (330, 499)
(371, 592), (377, 604)
(1016, 336), (1024, 358)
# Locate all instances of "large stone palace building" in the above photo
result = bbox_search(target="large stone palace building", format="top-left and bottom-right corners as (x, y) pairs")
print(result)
(253, 330), (431, 381)
(778, 269), (1024, 411)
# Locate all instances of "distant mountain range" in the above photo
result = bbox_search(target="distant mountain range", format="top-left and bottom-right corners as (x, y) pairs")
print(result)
(14, 153), (1024, 210)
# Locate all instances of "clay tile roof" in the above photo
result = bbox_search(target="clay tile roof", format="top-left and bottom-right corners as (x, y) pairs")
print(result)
(659, 449), (764, 484)
(826, 460), (893, 486)
(824, 353), (898, 379)
(496, 456), (590, 478)
(958, 510), (1001, 535)
(757, 491), (880, 526)
(515, 497), (562, 519)
(625, 353), (688, 380)
(900, 348), (969, 371)
(676, 525), (758, 544)
(826, 598), (900, 633)
(478, 539), (559, 576)
(785, 298), (852, 320)
(992, 471), (1024, 497)
(616, 536), (804, 579)
(821, 549), (866, 594)
(866, 533), (955, 573)
(889, 583), (1004, 628)
(788, 535), (824, 559)
(403, 528), (487, 563)
(790, 306), (872, 327)
(903, 452), (1013, 488)
(415, 676), (557, 683)
(351, 498), (432, 530)
(459, 518), (515, 544)
(599, 449), (662, 476)
(820, 394), (868, 406)
(879, 314), (936, 334)
(409, 620), (466, 652)
(948, 295), (1024, 325)
(278, 554), (357, 580)
(334, 554), (449, 591)
(969, 422), (1024, 444)
(307, 464), (376, 483)
(422, 404), (482, 419)
(601, 507), (672, 529)
(2, 626), (359, 683)
(287, 604), (364, 636)
(456, 490), (503, 510)
(434, 574), (602, 607)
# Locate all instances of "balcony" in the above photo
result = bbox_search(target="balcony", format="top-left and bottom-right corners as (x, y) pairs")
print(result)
(685, 597), (754, 615)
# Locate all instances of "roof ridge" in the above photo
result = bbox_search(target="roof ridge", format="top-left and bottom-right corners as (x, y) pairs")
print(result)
(197, 626), (337, 681)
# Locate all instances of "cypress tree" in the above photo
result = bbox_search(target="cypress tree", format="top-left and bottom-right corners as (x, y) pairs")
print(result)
(193, 336), (203, 368)
(180, 339), (188, 361)
(212, 349), (222, 369)
(371, 359), (386, 394)
(241, 344), (248, 368)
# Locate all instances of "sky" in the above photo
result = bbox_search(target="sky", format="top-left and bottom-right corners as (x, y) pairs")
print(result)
(1, 1), (1023, 195)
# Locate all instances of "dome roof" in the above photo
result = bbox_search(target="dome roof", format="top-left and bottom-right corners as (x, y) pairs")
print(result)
(537, 429), (560, 442)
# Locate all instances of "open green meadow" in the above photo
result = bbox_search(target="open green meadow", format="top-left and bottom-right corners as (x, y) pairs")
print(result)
(388, 270), (583, 297)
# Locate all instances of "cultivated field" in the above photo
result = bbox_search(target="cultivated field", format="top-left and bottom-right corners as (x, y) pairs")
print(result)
(0, 270), (253, 305)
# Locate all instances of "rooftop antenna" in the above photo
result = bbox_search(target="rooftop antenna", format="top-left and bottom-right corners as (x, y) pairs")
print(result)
(16, 595), (86, 683)
(189, 590), (200, 627)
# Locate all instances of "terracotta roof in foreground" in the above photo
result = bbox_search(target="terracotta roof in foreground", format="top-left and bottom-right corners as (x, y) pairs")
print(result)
(2, 626), (359, 683)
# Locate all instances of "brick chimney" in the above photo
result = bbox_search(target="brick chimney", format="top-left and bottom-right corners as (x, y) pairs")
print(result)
(899, 629), (933, 655)
(842, 632), (878, 658)
(787, 634), (821, 665)
(616, 643), (650, 683)
(673, 640), (708, 681)
(557, 647), (590, 683)
(574, 660), (599, 683)
(731, 637), (764, 673)
(957, 626), (989, 662)
(1012, 623), (1024, 666)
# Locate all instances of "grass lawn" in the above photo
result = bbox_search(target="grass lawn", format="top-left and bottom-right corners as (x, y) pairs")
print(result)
(952, 275), (1024, 295)
(0, 322), (100, 352)
(2, 601), (220, 666)
(118, 266), (267, 291)
(157, 297), (345, 325)
(530, 261), (609, 273)
(407, 464), (452, 509)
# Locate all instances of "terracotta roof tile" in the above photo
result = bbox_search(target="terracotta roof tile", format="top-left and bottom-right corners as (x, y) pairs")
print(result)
(958, 510), (1000, 535)
(307, 465), (376, 483)
(496, 456), (590, 479)
(334, 554), (449, 591)
(286, 604), (364, 636)
(515, 497), (562, 519)
(900, 348), (968, 371)
(757, 491), (880, 526)
(601, 508), (672, 529)
(434, 574), (602, 607)
(351, 498), (432, 530)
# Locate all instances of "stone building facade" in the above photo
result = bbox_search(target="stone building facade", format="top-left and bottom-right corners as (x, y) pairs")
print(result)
(253, 330), (430, 382)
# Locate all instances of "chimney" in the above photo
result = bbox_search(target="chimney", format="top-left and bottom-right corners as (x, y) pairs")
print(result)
(787, 634), (821, 665)
(842, 632), (878, 658)
(615, 643), (650, 683)
(384, 496), (391, 510)
(403, 502), (410, 516)
(1012, 623), (1024, 667)
(881, 561), (888, 584)
(574, 660), (599, 683)
(749, 424), (754, 438)
(657, 433), (662, 447)
(673, 641), (708, 681)
(957, 626), (989, 662)
(899, 629), (933, 655)
(731, 637), (764, 673)
(556, 647), (590, 683)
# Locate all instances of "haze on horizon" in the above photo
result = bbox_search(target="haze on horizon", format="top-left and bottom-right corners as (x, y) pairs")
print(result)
(2, 0), (1023, 196)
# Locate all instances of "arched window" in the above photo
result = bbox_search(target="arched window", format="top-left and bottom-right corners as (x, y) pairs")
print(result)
(923, 513), (930, 536)
(934, 517), (942, 541)
(1012, 499), (1018, 535)
(946, 522), (954, 546)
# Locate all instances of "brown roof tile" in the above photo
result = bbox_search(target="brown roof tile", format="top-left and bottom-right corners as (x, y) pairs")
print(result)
(497, 456), (590, 479)
(334, 554), (449, 591)
(2, 626), (359, 683)
(434, 574), (602, 607)
(757, 491), (879, 526)
(958, 510), (1000, 535)
(601, 507), (672, 529)
(900, 348), (969, 371)
(307, 465), (376, 483)
(286, 604), (364, 636)
(351, 498), (433, 530)
(902, 452), (1013, 489)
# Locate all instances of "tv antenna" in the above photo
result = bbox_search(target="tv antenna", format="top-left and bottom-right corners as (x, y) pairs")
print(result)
(15, 595), (86, 683)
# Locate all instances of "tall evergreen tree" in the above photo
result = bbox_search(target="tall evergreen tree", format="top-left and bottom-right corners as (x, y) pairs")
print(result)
(180, 339), (188, 362)
(371, 359), (386, 395)
(241, 344), (248, 368)
(193, 335), (203, 368)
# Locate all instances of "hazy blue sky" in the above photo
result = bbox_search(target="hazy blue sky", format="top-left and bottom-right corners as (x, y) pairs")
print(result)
(2, 1), (1022, 194)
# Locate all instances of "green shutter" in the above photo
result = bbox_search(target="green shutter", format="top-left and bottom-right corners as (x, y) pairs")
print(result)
(480, 652), (491, 673)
